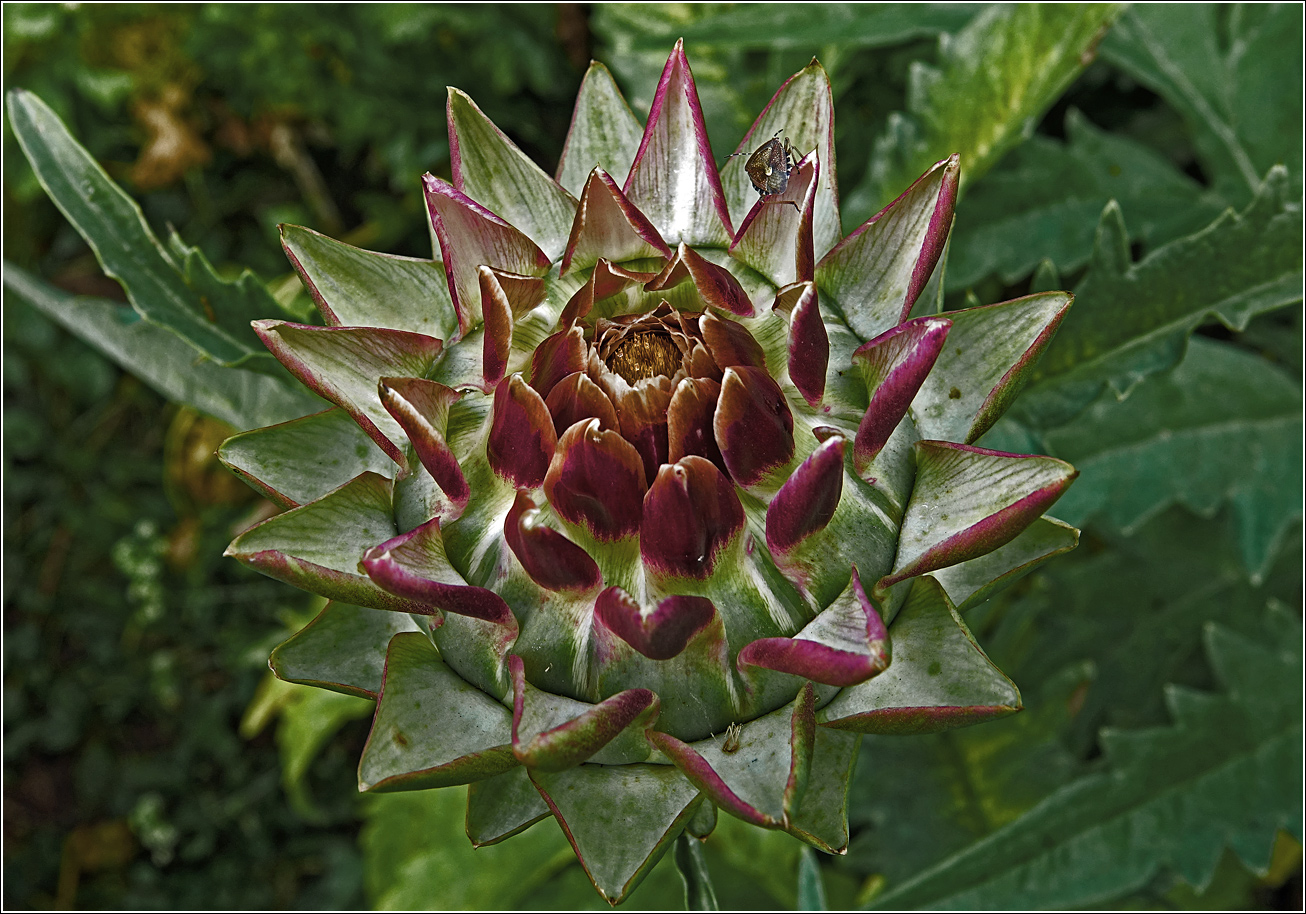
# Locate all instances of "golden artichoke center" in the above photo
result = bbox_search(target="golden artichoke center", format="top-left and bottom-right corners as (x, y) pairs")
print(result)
(605, 330), (682, 384)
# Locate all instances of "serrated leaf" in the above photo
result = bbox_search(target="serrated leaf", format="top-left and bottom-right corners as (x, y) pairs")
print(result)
(974, 507), (1301, 761)
(869, 609), (1302, 909)
(844, 664), (1087, 887)
(854, 4), (1125, 217)
(624, 4), (976, 50)
(1044, 337), (1303, 581)
(4, 262), (321, 431)
(6, 88), (272, 367)
(947, 110), (1225, 288)
(1016, 168), (1304, 426)
(166, 230), (291, 349)
(1101, 4), (1304, 205)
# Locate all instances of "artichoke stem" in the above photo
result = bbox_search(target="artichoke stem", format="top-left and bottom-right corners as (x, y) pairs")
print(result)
(674, 832), (719, 911)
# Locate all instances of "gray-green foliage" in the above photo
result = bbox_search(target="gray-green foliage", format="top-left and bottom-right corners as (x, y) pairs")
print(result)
(1101, 4), (1304, 204)
(870, 606), (1302, 909)
(855, 3), (1126, 215)
(1044, 337), (1302, 581)
(1014, 166), (1302, 425)
(7, 88), (282, 369)
(4, 264), (316, 431)
(946, 110), (1227, 288)
(8, 3), (1302, 909)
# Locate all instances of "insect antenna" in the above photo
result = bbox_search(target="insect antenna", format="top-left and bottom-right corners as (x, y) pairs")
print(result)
(724, 129), (783, 161)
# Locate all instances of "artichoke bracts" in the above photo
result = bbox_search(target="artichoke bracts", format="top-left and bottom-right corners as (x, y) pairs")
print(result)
(221, 41), (1079, 904)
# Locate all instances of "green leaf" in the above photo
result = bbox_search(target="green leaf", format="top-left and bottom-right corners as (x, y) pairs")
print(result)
(698, 813), (807, 909)
(166, 231), (290, 349)
(1016, 167), (1304, 426)
(1238, 305), (1303, 379)
(975, 505), (1302, 754)
(854, 4), (1125, 218)
(4, 262), (320, 431)
(363, 785), (691, 910)
(844, 663), (1086, 888)
(796, 846), (827, 911)
(362, 781), (829, 910)
(1101, 4), (1304, 204)
(1153, 839), (1306, 911)
(869, 608), (1302, 909)
(1044, 337), (1303, 581)
(362, 786), (576, 909)
(239, 673), (374, 823)
(6, 88), (273, 368)
(624, 3), (976, 50)
(946, 109), (1225, 288)
(274, 683), (374, 822)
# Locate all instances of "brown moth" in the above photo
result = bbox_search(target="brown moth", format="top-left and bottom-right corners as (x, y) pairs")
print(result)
(728, 130), (800, 212)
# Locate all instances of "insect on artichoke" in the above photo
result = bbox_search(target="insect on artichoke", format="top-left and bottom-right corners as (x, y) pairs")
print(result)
(220, 41), (1079, 903)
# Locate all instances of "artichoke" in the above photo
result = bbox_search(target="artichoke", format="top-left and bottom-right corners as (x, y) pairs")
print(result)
(220, 41), (1079, 903)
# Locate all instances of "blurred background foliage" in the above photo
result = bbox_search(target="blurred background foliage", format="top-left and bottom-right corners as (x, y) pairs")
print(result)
(3, 3), (1301, 909)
